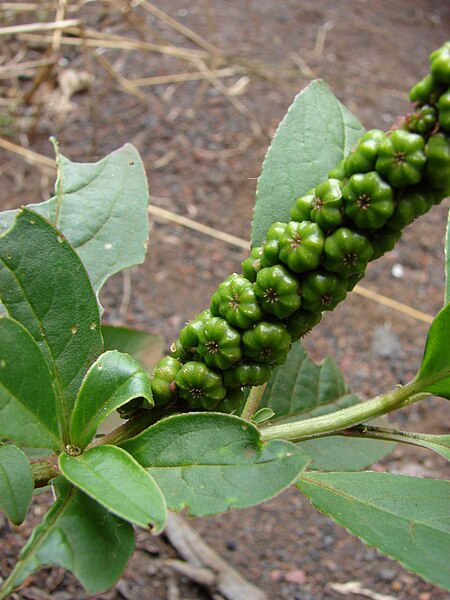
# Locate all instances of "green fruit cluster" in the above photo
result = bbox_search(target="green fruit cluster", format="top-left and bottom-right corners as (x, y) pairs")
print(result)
(148, 41), (450, 414)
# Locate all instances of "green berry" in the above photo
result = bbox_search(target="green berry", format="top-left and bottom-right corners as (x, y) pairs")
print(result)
(369, 227), (402, 260)
(197, 317), (242, 370)
(290, 192), (314, 222)
(344, 129), (386, 176)
(211, 273), (262, 330)
(151, 357), (182, 405)
(323, 227), (374, 277)
(278, 221), (325, 273)
(216, 387), (245, 414)
(310, 179), (345, 230)
(254, 264), (301, 319)
(327, 158), (347, 180)
(387, 185), (435, 230)
(300, 271), (347, 312)
(346, 272), (365, 291)
(175, 361), (226, 410)
(170, 338), (193, 362)
(241, 246), (263, 282)
(261, 222), (287, 267)
(343, 171), (394, 229)
(179, 309), (212, 350)
(284, 309), (322, 342)
(438, 89), (450, 131)
(223, 361), (272, 387)
(409, 74), (444, 105)
(242, 321), (291, 365)
(375, 130), (426, 187)
(407, 104), (437, 136)
(425, 132), (450, 194)
(430, 41), (450, 85)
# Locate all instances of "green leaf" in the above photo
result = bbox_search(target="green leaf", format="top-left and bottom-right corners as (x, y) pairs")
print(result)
(261, 343), (359, 421)
(0, 209), (102, 432)
(260, 344), (395, 469)
(402, 432), (450, 461)
(0, 444), (33, 525)
(70, 350), (153, 449)
(121, 412), (310, 517)
(59, 445), (166, 533)
(297, 472), (450, 591)
(252, 407), (275, 424)
(0, 478), (134, 598)
(0, 144), (149, 299)
(298, 432), (396, 472)
(252, 80), (364, 247)
(415, 303), (450, 399)
(102, 324), (165, 371)
(0, 318), (60, 449)
(445, 209), (450, 306)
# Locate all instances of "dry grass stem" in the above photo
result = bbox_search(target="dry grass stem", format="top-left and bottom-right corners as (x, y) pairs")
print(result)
(0, 19), (80, 36)
(0, 2), (53, 10)
(18, 32), (210, 61)
(0, 137), (55, 173)
(192, 57), (262, 137)
(133, 0), (222, 57)
(92, 51), (151, 105)
(0, 57), (56, 77)
(131, 67), (240, 87)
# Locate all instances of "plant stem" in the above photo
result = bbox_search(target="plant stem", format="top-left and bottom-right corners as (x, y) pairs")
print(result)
(259, 379), (428, 442)
(342, 424), (450, 453)
(31, 455), (59, 488)
(241, 384), (266, 420)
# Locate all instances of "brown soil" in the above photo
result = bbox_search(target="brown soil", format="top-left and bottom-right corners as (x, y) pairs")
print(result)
(1, 1), (450, 599)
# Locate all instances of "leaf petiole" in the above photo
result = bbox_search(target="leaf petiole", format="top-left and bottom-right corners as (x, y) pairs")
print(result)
(259, 379), (429, 442)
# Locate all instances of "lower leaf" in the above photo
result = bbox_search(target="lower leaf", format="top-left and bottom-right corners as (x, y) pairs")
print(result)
(0, 444), (33, 525)
(297, 471), (450, 591)
(0, 478), (134, 598)
(121, 412), (310, 517)
(59, 445), (167, 533)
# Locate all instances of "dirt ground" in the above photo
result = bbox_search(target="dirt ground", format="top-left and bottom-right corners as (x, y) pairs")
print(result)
(1, 1), (450, 599)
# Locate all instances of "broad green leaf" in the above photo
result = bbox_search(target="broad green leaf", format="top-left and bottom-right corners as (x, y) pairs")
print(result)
(445, 209), (450, 305)
(59, 445), (166, 533)
(261, 343), (359, 421)
(0, 478), (134, 598)
(102, 324), (165, 371)
(70, 350), (153, 449)
(0, 210), (102, 428)
(297, 472), (450, 591)
(298, 432), (396, 472)
(260, 344), (395, 469)
(252, 80), (364, 247)
(0, 444), (33, 525)
(0, 144), (149, 298)
(0, 318), (60, 449)
(415, 303), (450, 399)
(121, 412), (310, 517)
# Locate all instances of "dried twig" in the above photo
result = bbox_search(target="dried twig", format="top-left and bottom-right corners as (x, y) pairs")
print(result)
(165, 512), (268, 600)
